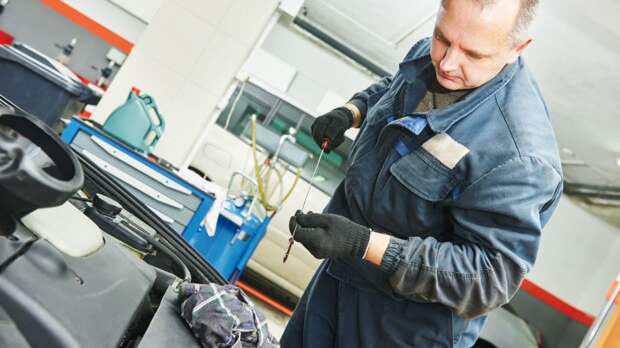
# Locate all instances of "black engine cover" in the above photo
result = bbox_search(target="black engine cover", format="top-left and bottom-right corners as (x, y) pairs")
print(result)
(0, 221), (156, 348)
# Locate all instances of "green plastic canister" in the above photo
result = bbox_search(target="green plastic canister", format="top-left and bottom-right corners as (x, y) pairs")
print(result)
(103, 90), (165, 153)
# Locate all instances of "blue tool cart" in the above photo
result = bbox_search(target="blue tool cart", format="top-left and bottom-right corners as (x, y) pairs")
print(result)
(61, 118), (215, 237)
(61, 118), (271, 281)
(183, 172), (272, 282)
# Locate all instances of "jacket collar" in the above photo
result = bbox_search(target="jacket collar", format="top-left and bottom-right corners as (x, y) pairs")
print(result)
(398, 53), (521, 133)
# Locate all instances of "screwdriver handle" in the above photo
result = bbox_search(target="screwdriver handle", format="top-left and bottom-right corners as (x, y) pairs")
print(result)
(321, 139), (331, 151)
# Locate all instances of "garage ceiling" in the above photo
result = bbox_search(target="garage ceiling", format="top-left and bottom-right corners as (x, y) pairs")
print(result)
(301, 0), (620, 186)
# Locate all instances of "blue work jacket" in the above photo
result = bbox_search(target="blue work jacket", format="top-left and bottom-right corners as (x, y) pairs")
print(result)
(324, 38), (563, 346)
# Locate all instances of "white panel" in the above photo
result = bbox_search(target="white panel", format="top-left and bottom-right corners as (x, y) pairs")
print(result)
(242, 48), (297, 93)
(302, 0), (438, 70)
(136, 1), (216, 77)
(219, 0), (281, 46)
(191, 32), (250, 94)
(316, 90), (347, 114)
(260, 19), (376, 113)
(177, 0), (233, 26)
(154, 82), (219, 164)
(305, 0), (438, 43)
(61, 0), (148, 43)
(280, 0), (305, 17)
(93, 0), (279, 166)
(107, 0), (164, 23)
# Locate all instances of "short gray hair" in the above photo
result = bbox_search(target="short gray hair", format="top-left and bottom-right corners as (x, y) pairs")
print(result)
(510, 0), (539, 45)
(441, 0), (540, 45)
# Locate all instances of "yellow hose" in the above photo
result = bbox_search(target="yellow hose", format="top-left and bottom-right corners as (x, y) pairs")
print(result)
(279, 167), (301, 209)
(251, 115), (272, 211)
(264, 165), (276, 199)
(250, 115), (301, 213)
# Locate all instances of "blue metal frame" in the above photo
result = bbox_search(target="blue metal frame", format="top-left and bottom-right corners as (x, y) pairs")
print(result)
(229, 216), (271, 282)
(183, 219), (272, 282)
(62, 117), (272, 281)
(61, 117), (215, 239)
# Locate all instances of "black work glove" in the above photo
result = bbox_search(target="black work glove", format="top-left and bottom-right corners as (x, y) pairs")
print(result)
(311, 107), (353, 152)
(289, 211), (370, 259)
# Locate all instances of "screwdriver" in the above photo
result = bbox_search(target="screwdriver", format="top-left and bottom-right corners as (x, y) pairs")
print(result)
(283, 138), (330, 263)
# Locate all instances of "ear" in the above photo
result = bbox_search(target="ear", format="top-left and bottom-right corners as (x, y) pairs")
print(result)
(507, 36), (533, 64)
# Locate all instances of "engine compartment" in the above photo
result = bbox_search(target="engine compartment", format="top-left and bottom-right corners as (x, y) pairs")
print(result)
(0, 104), (225, 347)
(0, 191), (205, 348)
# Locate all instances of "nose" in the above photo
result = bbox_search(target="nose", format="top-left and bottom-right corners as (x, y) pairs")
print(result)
(439, 46), (459, 73)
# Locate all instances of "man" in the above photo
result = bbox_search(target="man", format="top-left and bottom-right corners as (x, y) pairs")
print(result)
(281, 0), (563, 347)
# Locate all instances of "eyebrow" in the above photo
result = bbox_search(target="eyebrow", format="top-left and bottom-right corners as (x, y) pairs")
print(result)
(461, 46), (492, 59)
(434, 27), (449, 43)
(434, 27), (493, 59)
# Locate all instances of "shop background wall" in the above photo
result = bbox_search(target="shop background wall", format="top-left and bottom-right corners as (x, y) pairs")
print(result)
(258, 17), (377, 114)
(60, 0), (150, 44)
(92, 0), (280, 168)
(511, 289), (590, 348)
(509, 196), (620, 347)
(530, 196), (620, 316)
(0, 0), (138, 81)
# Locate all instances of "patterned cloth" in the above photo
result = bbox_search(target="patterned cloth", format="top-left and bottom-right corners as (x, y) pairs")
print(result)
(180, 283), (279, 348)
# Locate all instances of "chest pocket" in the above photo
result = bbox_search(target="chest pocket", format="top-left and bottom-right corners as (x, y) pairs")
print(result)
(391, 148), (458, 201)
(369, 147), (458, 239)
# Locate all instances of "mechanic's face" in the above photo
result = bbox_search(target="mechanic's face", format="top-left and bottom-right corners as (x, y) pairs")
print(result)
(431, 0), (532, 90)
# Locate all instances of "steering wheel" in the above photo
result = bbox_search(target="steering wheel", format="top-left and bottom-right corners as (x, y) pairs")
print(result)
(0, 107), (83, 218)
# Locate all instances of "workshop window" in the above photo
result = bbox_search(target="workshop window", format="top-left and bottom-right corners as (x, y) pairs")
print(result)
(216, 82), (352, 195)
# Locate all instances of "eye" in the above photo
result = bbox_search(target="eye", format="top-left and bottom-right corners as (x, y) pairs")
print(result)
(465, 50), (488, 60)
(433, 30), (448, 44)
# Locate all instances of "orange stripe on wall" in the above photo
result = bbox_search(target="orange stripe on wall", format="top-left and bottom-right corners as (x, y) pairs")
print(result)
(40, 0), (134, 54)
(521, 278), (596, 327)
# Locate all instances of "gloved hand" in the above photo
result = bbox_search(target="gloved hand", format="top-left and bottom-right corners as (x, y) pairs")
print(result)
(311, 107), (353, 152)
(289, 211), (370, 259)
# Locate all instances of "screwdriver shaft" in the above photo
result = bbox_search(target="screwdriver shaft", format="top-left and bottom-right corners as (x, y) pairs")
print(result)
(300, 148), (326, 214)
(283, 140), (329, 263)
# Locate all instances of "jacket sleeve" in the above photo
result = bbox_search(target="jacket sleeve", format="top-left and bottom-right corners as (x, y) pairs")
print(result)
(348, 76), (393, 118)
(380, 156), (563, 319)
